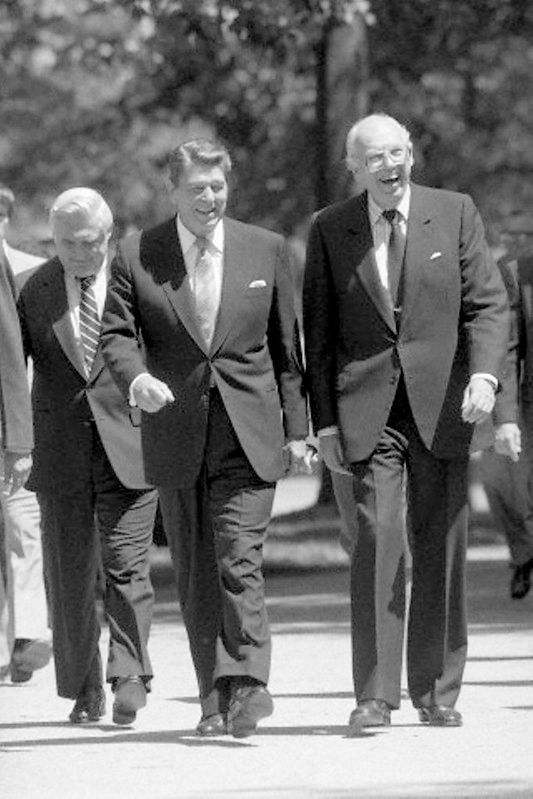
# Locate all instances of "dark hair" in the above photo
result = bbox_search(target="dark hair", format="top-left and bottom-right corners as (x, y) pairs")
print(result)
(0, 186), (15, 218)
(168, 138), (232, 186)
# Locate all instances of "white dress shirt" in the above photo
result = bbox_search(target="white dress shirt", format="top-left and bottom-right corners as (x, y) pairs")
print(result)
(367, 187), (410, 294)
(176, 215), (224, 312)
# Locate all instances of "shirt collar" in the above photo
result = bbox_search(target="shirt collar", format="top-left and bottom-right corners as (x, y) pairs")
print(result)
(63, 258), (108, 285)
(176, 215), (224, 255)
(368, 185), (411, 226)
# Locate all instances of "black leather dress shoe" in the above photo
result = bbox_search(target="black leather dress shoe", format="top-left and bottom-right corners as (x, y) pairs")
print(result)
(348, 699), (391, 733)
(10, 638), (52, 684)
(510, 558), (533, 599)
(418, 705), (462, 726)
(196, 713), (227, 736)
(69, 686), (106, 723)
(112, 676), (147, 725)
(227, 685), (273, 739)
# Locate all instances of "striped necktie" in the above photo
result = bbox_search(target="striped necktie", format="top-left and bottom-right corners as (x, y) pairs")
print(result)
(79, 275), (100, 373)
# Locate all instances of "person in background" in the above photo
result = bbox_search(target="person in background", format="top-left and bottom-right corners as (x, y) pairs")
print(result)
(17, 188), (158, 725)
(476, 212), (533, 599)
(0, 185), (51, 684)
(101, 138), (312, 738)
(303, 113), (509, 733)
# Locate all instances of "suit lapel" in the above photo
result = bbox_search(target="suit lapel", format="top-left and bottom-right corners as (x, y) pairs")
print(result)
(210, 219), (244, 356)
(349, 196), (396, 332)
(48, 260), (86, 379)
(150, 219), (208, 353)
(400, 184), (434, 321)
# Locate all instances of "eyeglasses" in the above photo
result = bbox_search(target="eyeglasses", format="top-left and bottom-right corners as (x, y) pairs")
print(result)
(365, 148), (408, 171)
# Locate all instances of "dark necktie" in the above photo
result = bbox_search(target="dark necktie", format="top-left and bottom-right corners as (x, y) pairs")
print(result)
(382, 209), (406, 305)
(193, 236), (217, 348)
(79, 275), (100, 373)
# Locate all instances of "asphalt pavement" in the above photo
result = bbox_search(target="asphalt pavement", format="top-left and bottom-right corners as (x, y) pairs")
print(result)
(1, 532), (532, 799)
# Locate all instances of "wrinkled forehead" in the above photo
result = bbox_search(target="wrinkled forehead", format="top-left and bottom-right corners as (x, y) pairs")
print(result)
(52, 207), (107, 239)
(356, 118), (409, 155)
(178, 162), (227, 187)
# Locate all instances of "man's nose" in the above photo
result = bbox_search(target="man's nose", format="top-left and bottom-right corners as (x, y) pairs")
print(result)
(382, 151), (397, 168)
(199, 187), (214, 203)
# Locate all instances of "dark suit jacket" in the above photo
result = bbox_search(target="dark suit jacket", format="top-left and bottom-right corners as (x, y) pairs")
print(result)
(489, 255), (533, 423)
(303, 184), (510, 461)
(101, 217), (308, 487)
(17, 257), (151, 494)
(0, 253), (33, 453)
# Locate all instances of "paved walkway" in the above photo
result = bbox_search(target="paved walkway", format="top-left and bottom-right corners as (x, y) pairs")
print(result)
(1, 543), (532, 799)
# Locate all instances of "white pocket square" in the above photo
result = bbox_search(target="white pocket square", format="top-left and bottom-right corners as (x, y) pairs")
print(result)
(430, 251), (442, 260)
(249, 279), (267, 288)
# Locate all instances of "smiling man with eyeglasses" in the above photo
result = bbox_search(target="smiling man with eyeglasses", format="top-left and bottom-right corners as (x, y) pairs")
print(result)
(304, 112), (510, 734)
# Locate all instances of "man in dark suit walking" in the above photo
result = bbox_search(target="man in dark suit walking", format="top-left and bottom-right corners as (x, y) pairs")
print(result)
(477, 213), (533, 598)
(303, 114), (509, 732)
(17, 188), (158, 726)
(101, 139), (310, 738)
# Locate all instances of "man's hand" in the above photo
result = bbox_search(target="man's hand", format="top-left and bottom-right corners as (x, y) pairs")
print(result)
(3, 450), (32, 494)
(132, 374), (175, 413)
(284, 440), (318, 475)
(494, 422), (522, 462)
(319, 432), (352, 475)
(461, 376), (496, 424)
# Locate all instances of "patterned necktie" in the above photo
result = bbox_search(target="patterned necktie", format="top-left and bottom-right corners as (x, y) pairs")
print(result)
(193, 237), (218, 349)
(79, 275), (100, 373)
(382, 209), (406, 305)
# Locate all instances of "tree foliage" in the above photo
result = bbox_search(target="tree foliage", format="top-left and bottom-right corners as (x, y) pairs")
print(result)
(0, 0), (532, 244)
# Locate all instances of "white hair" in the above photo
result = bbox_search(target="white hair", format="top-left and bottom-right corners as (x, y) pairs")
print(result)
(49, 187), (113, 232)
(345, 114), (412, 173)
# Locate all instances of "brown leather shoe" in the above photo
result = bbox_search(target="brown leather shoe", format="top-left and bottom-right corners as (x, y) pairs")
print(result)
(112, 676), (147, 725)
(418, 705), (462, 727)
(69, 686), (106, 723)
(227, 685), (273, 738)
(196, 713), (227, 737)
(348, 699), (391, 733)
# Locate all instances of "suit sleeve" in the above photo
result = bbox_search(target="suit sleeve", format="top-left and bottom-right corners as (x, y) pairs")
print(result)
(267, 238), (309, 441)
(302, 217), (338, 433)
(490, 258), (520, 426)
(460, 195), (510, 383)
(0, 257), (33, 452)
(100, 235), (147, 400)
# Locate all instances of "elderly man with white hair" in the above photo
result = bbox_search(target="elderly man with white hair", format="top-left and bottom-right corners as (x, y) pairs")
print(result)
(17, 188), (158, 726)
(304, 113), (509, 733)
